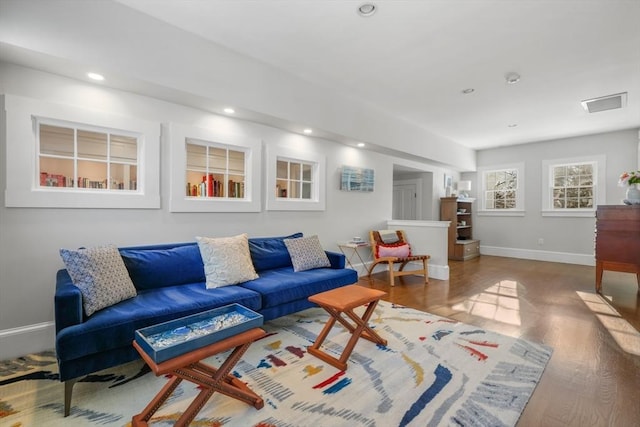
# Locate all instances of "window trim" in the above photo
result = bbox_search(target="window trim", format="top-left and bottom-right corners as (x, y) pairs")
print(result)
(265, 145), (326, 211)
(477, 162), (525, 217)
(168, 123), (261, 213)
(4, 94), (160, 209)
(541, 155), (605, 217)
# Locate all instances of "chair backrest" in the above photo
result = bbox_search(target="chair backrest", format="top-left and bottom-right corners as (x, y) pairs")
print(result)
(369, 230), (407, 259)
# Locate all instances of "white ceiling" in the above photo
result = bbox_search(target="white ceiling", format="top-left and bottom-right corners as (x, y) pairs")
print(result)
(1, 0), (639, 158)
(116, 0), (640, 150)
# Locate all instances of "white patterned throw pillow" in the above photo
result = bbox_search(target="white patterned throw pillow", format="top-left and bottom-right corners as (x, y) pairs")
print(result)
(284, 235), (331, 272)
(196, 233), (259, 288)
(59, 244), (137, 317)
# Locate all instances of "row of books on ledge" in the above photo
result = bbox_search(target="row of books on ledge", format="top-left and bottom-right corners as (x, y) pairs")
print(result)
(187, 175), (245, 198)
(39, 172), (137, 190)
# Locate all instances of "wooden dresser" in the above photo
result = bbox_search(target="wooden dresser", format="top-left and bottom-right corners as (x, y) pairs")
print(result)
(594, 205), (640, 293)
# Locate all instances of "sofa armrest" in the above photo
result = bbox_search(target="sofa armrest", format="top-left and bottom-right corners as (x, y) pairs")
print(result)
(54, 269), (84, 333)
(325, 251), (346, 269)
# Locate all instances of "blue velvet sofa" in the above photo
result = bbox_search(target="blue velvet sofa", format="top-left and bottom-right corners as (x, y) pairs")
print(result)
(54, 233), (357, 416)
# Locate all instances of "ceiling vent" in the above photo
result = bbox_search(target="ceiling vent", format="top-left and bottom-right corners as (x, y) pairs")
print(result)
(581, 92), (627, 113)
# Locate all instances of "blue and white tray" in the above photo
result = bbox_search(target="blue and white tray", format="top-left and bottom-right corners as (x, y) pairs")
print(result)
(135, 303), (263, 363)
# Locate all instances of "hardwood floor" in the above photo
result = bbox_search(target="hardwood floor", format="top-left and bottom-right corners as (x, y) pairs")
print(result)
(360, 255), (640, 427)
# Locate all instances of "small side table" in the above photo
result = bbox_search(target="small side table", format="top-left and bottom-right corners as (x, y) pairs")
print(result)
(337, 242), (371, 275)
(132, 328), (266, 427)
(308, 284), (387, 371)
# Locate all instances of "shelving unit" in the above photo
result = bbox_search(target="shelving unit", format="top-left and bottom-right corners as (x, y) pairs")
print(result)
(440, 197), (480, 261)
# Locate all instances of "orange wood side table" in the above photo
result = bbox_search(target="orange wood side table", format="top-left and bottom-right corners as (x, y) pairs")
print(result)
(308, 284), (387, 371)
(132, 328), (266, 427)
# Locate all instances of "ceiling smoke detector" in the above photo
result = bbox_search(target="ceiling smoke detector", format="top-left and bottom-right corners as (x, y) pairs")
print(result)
(505, 72), (520, 84)
(358, 3), (377, 17)
(581, 92), (628, 113)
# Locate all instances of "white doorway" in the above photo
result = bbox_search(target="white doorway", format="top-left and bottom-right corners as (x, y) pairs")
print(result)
(393, 182), (418, 220)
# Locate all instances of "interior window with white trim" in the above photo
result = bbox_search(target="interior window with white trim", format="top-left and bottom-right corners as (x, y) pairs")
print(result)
(265, 145), (325, 211)
(185, 140), (246, 199)
(276, 158), (314, 199)
(38, 119), (139, 191)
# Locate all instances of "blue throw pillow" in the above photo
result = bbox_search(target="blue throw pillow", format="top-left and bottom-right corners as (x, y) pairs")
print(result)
(120, 244), (205, 290)
(248, 232), (303, 272)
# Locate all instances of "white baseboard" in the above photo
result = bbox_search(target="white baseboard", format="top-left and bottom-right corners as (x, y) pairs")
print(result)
(480, 245), (595, 266)
(0, 321), (55, 361)
(352, 261), (449, 280)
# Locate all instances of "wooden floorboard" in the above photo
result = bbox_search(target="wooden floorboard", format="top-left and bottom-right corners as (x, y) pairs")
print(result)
(359, 255), (640, 427)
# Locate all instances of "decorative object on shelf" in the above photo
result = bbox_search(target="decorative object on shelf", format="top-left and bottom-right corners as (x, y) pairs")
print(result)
(457, 180), (472, 198)
(444, 174), (452, 189)
(618, 171), (640, 204)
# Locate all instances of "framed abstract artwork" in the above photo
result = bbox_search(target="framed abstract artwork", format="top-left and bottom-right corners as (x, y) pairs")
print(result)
(340, 166), (374, 192)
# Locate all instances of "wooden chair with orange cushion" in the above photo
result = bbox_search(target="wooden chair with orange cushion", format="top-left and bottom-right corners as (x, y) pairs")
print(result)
(367, 230), (430, 287)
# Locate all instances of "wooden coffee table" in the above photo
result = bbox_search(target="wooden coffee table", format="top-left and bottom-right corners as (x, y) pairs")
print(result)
(307, 284), (387, 370)
(132, 328), (266, 427)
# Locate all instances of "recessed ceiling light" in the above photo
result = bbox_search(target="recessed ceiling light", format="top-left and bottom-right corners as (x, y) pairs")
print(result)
(303, 129), (313, 134)
(87, 72), (104, 81)
(357, 142), (366, 147)
(462, 88), (475, 94)
(505, 72), (521, 84)
(223, 107), (235, 114)
(357, 3), (377, 17)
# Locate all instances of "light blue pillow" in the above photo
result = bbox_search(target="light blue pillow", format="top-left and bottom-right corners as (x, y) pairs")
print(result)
(60, 244), (137, 316)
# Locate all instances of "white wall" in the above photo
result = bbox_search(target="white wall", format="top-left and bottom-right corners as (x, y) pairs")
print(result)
(464, 129), (639, 264)
(0, 63), (460, 359)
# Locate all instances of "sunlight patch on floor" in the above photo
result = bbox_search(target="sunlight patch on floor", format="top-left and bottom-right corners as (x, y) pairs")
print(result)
(452, 280), (522, 326)
(576, 291), (640, 356)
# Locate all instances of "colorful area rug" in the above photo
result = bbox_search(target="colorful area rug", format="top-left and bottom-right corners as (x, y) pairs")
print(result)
(0, 301), (552, 426)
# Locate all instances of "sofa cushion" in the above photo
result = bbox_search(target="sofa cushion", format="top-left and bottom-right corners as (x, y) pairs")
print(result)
(196, 234), (259, 288)
(284, 235), (331, 272)
(120, 244), (205, 290)
(55, 282), (262, 362)
(239, 266), (357, 308)
(248, 232), (302, 272)
(59, 245), (137, 317)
